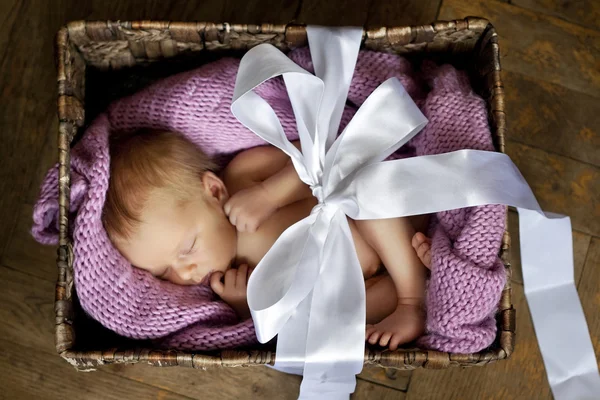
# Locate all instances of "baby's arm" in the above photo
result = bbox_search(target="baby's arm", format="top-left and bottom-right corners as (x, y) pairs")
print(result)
(223, 142), (312, 232)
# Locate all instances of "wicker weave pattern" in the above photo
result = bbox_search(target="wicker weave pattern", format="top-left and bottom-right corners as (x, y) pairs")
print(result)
(55, 19), (513, 370)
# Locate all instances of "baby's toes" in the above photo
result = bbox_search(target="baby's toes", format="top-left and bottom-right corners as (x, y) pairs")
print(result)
(415, 240), (432, 269)
(378, 332), (393, 347)
(389, 333), (406, 351)
(365, 325), (376, 339)
(422, 249), (432, 269)
(367, 330), (383, 345)
(411, 232), (421, 248)
(411, 232), (428, 250)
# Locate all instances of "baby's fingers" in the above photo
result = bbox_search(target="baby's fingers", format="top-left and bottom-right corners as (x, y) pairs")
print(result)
(224, 268), (237, 286)
(236, 264), (249, 287)
(227, 207), (238, 227)
(224, 198), (233, 216)
(210, 272), (225, 296)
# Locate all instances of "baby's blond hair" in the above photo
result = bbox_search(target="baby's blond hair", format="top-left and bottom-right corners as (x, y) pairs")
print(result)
(103, 129), (216, 241)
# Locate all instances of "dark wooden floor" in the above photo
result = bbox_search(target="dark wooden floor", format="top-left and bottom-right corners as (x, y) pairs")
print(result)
(1, 0), (598, 398)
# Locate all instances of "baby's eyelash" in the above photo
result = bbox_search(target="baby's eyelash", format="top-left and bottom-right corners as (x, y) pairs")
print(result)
(183, 238), (197, 255)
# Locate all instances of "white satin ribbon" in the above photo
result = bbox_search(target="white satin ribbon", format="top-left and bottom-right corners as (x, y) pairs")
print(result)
(231, 26), (600, 400)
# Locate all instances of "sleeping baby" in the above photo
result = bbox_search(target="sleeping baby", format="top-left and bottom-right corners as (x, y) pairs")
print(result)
(103, 128), (433, 350)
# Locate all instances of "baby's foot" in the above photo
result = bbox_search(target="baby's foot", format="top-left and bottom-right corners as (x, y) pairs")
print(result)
(412, 232), (432, 269)
(365, 303), (425, 350)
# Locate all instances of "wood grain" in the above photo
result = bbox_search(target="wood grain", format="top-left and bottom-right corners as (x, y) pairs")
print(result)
(506, 140), (600, 237)
(106, 362), (302, 400)
(578, 237), (600, 361)
(221, 0), (300, 24)
(511, 0), (600, 31)
(296, 0), (371, 26)
(507, 210), (592, 285)
(0, 0), (97, 259)
(85, 0), (299, 24)
(0, 339), (191, 400)
(406, 282), (553, 399)
(359, 366), (411, 392)
(0, 0), (22, 62)
(0, 266), (56, 351)
(86, 0), (215, 21)
(353, 380), (406, 399)
(366, 0), (441, 28)
(0, 0), (60, 258)
(503, 70), (600, 167)
(2, 205), (58, 282)
(439, 0), (600, 98)
(102, 368), (405, 400)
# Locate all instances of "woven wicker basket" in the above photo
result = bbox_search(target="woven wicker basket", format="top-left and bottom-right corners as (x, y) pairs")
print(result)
(54, 18), (514, 371)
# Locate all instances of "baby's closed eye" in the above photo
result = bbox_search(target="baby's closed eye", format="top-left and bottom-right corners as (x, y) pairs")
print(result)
(179, 237), (197, 258)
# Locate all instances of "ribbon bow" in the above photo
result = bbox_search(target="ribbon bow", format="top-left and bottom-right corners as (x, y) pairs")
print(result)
(231, 26), (600, 400)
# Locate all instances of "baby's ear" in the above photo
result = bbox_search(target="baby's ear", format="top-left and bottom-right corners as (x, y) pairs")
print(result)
(201, 172), (229, 204)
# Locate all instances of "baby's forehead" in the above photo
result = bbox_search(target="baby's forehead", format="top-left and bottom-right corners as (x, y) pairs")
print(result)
(120, 201), (189, 269)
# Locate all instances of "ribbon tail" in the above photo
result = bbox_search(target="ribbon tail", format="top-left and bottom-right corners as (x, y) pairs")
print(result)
(518, 209), (600, 400)
(274, 293), (314, 375)
(300, 209), (365, 399)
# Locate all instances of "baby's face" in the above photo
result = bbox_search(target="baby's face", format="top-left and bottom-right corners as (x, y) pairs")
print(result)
(118, 177), (236, 285)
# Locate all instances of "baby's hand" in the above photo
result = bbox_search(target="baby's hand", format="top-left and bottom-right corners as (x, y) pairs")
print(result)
(210, 264), (252, 320)
(224, 183), (278, 232)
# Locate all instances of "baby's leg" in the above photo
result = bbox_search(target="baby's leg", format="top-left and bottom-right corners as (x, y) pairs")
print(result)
(365, 275), (397, 325)
(355, 217), (426, 350)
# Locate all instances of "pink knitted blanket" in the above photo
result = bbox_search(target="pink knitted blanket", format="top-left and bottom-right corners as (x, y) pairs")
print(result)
(32, 48), (506, 353)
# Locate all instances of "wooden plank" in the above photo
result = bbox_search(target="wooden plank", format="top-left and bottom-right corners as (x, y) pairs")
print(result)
(107, 370), (406, 400)
(106, 363), (302, 400)
(296, 0), (372, 26)
(506, 140), (600, 237)
(578, 237), (600, 361)
(0, 0), (92, 258)
(438, 0), (600, 98)
(2, 205), (58, 282)
(353, 380), (406, 399)
(0, 339), (191, 400)
(504, 70), (600, 167)
(366, 0), (441, 28)
(86, 0), (217, 21)
(511, 0), (600, 31)
(0, 0), (22, 63)
(221, 0), (300, 24)
(507, 210), (592, 285)
(359, 366), (411, 392)
(86, 0), (299, 24)
(0, 266), (56, 351)
(26, 126), (58, 205)
(405, 282), (553, 399)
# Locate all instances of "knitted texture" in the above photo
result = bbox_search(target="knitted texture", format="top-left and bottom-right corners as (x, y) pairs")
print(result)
(32, 48), (505, 353)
